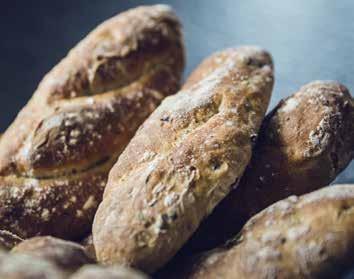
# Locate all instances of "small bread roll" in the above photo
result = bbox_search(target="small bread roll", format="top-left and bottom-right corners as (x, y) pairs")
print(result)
(174, 184), (354, 279)
(93, 46), (274, 272)
(12, 236), (93, 273)
(186, 81), (354, 252)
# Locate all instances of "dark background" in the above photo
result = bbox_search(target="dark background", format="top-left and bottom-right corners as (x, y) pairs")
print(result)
(1, 0), (354, 276)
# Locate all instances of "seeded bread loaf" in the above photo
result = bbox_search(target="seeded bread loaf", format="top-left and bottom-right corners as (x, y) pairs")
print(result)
(0, 4), (184, 239)
(185, 80), (354, 251)
(12, 236), (93, 274)
(93, 46), (274, 272)
(176, 184), (354, 279)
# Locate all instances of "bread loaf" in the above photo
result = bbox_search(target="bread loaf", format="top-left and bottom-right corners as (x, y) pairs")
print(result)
(0, 4), (184, 239)
(176, 184), (354, 279)
(93, 46), (274, 272)
(185, 80), (354, 251)
(12, 236), (93, 273)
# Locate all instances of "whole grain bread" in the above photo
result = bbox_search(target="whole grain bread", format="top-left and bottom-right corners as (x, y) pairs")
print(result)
(175, 184), (354, 279)
(0, 4), (184, 240)
(12, 236), (93, 274)
(185, 80), (354, 251)
(93, 46), (274, 272)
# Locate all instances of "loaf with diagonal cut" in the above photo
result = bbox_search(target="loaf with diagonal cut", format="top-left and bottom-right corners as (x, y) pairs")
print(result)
(176, 184), (354, 279)
(185, 80), (354, 252)
(0, 4), (184, 239)
(93, 46), (274, 272)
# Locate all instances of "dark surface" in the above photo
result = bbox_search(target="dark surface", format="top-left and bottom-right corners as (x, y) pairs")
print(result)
(0, 0), (353, 276)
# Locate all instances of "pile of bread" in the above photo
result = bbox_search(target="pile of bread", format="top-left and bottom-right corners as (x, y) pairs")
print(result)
(0, 4), (353, 279)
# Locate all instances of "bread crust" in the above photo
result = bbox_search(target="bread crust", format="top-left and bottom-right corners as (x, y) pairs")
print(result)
(185, 81), (354, 251)
(0, 4), (184, 239)
(93, 46), (274, 272)
(177, 184), (354, 279)
(12, 236), (93, 273)
(0, 249), (66, 279)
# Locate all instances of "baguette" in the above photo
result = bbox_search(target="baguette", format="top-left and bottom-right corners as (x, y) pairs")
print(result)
(12, 236), (93, 274)
(70, 265), (148, 279)
(0, 4), (184, 239)
(93, 46), (274, 272)
(185, 80), (354, 251)
(177, 184), (354, 279)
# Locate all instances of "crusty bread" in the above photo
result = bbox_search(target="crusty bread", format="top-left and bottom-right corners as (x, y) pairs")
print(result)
(175, 184), (354, 279)
(93, 46), (274, 272)
(0, 249), (66, 279)
(185, 80), (354, 251)
(0, 230), (23, 250)
(0, 4), (184, 239)
(70, 265), (149, 279)
(12, 236), (93, 274)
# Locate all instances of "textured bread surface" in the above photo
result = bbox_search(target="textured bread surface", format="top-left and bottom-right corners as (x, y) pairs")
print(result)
(0, 249), (66, 279)
(185, 80), (354, 251)
(12, 236), (93, 273)
(93, 46), (274, 272)
(0, 4), (184, 239)
(174, 184), (354, 279)
(70, 265), (149, 279)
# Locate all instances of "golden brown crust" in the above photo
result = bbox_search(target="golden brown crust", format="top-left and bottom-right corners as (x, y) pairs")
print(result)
(93, 46), (274, 272)
(70, 265), (149, 279)
(0, 4), (184, 239)
(12, 236), (93, 273)
(177, 184), (354, 279)
(0, 230), (23, 250)
(185, 81), (354, 252)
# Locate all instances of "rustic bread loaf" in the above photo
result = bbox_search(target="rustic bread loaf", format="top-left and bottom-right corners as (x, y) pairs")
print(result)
(93, 46), (274, 272)
(175, 184), (354, 279)
(12, 236), (93, 274)
(0, 230), (23, 250)
(0, 4), (184, 239)
(185, 80), (354, 252)
(0, 249), (66, 279)
(70, 265), (149, 279)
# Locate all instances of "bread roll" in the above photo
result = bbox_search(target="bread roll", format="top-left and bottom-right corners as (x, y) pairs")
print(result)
(12, 236), (93, 273)
(186, 81), (354, 252)
(176, 184), (354, 279)
(0, 249), (66, 279)
(0, 4), (184, 239)
(93, 46), (274, 272)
